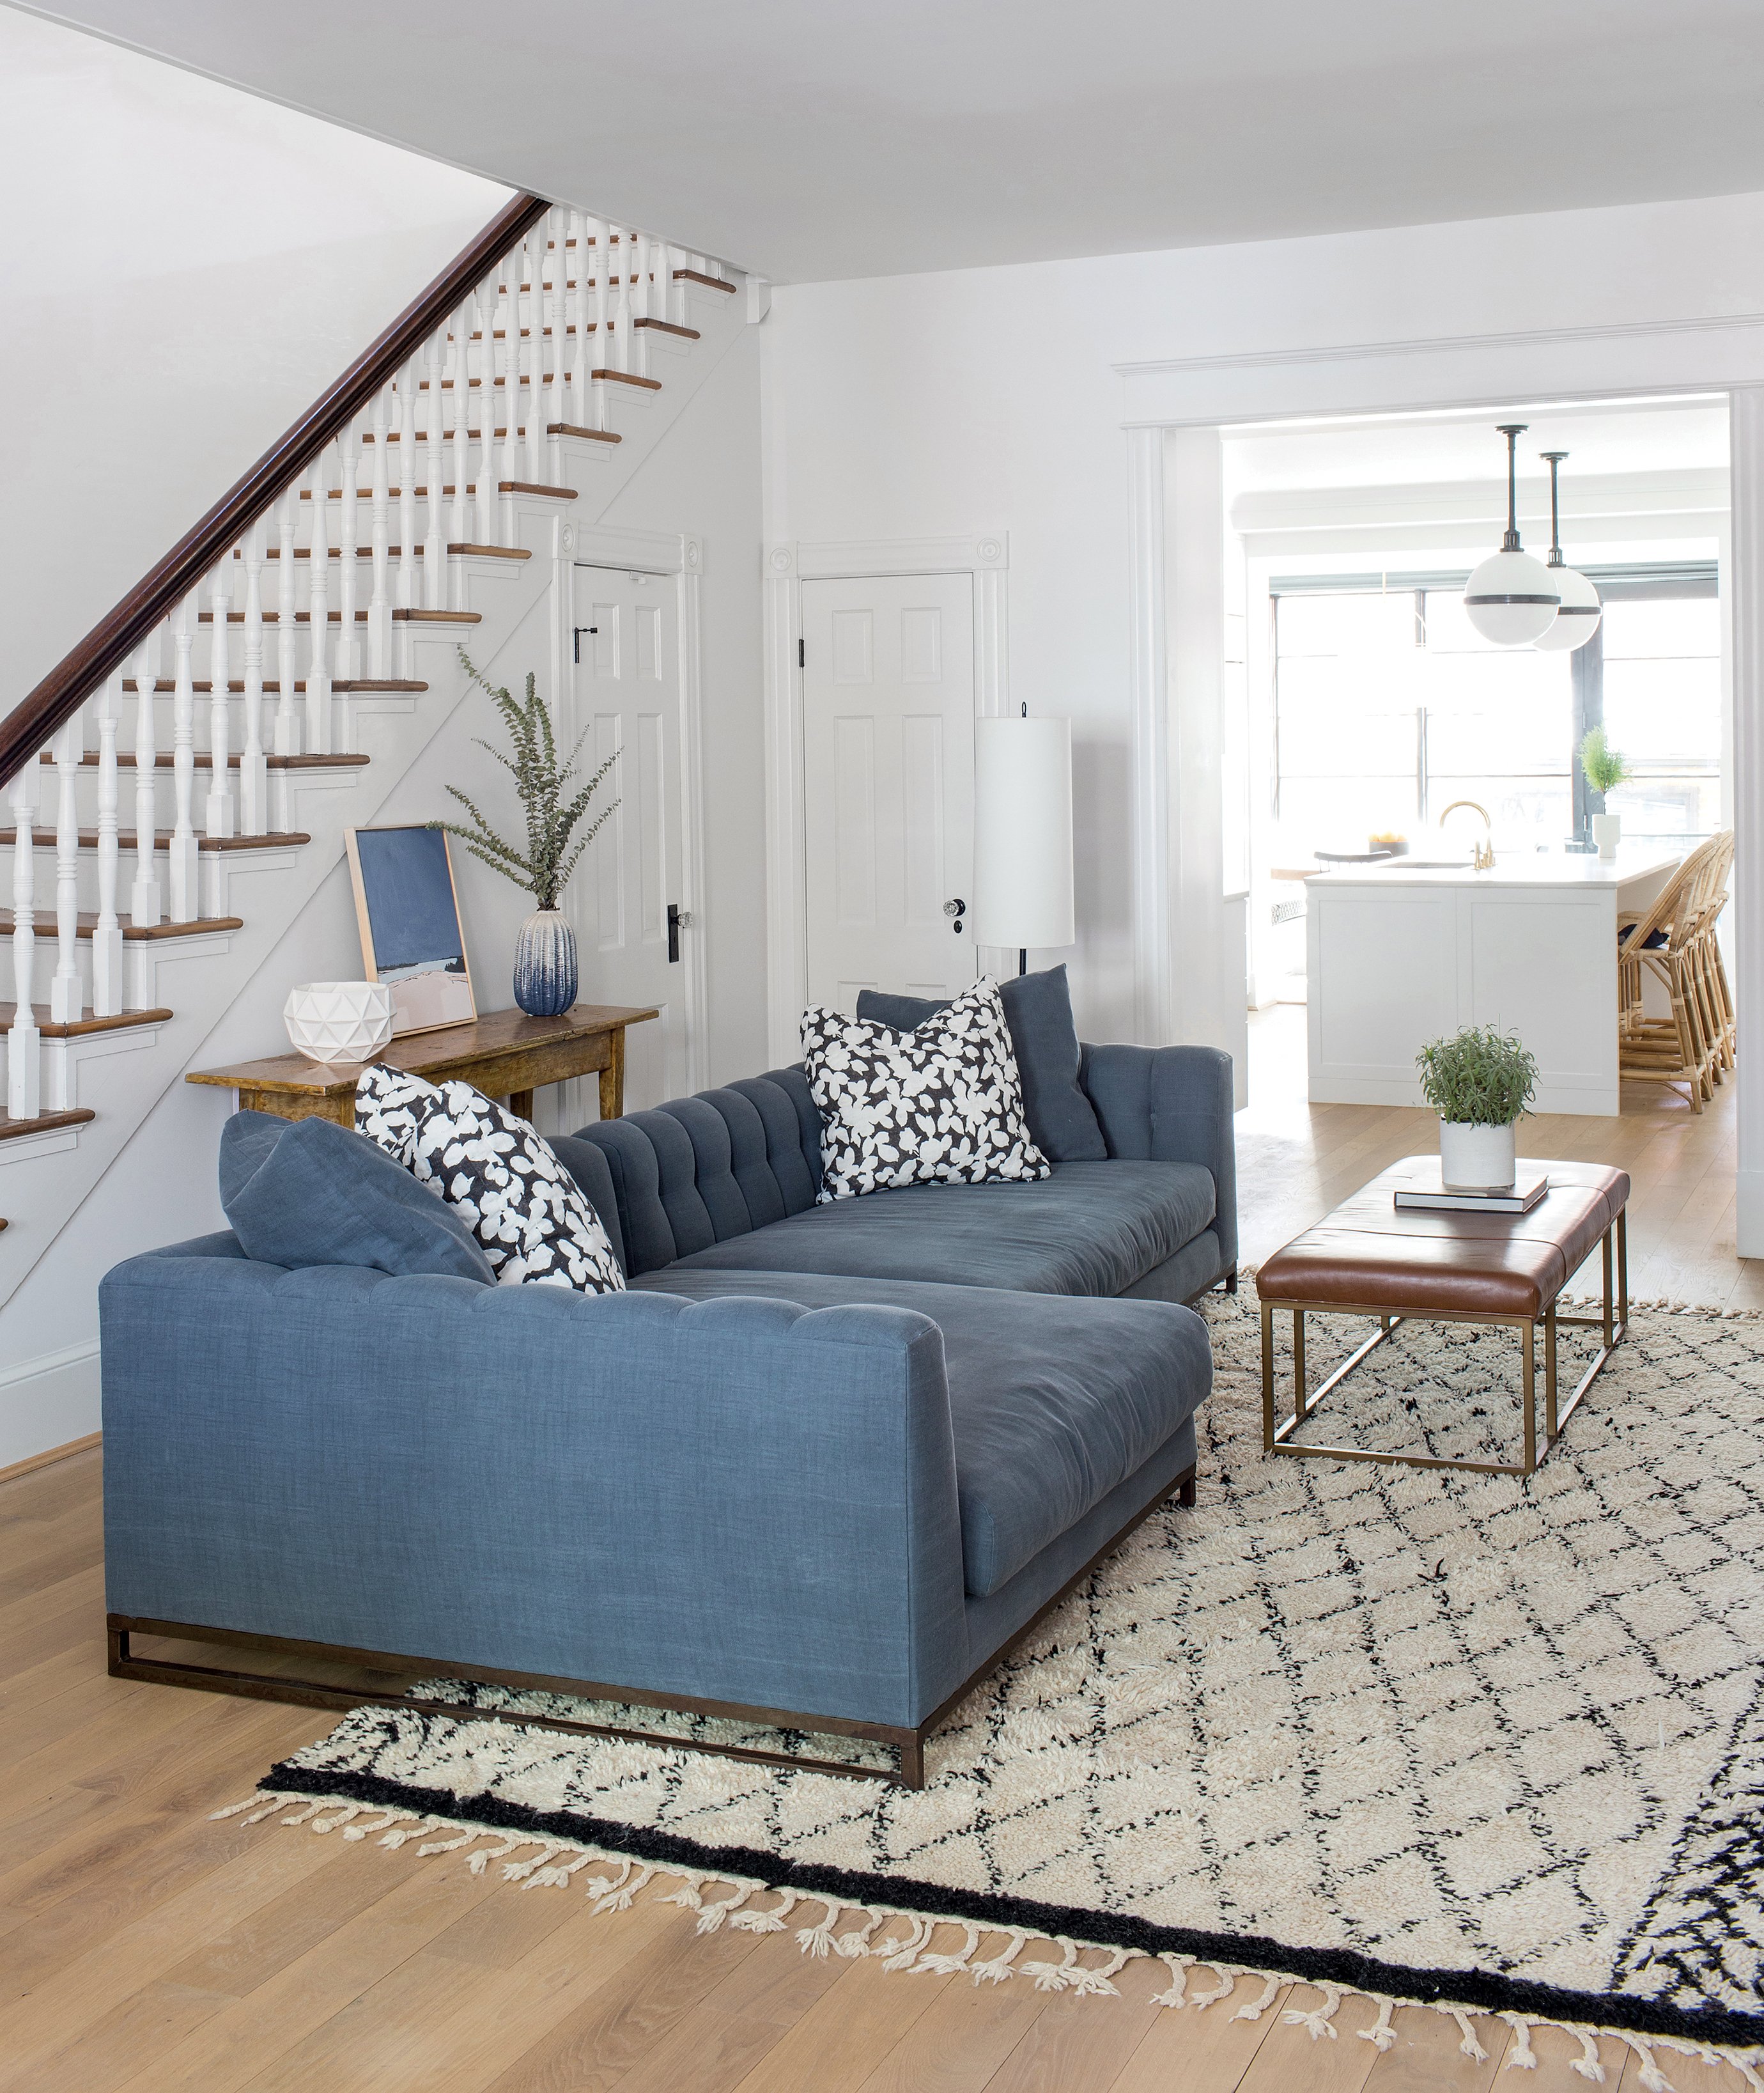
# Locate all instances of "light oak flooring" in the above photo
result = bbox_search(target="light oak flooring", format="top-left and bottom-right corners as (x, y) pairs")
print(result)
(1, 1040), (1755, 2091)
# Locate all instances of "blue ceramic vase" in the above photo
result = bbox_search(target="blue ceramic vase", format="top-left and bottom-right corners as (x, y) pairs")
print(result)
(513, 908), (578, 1016)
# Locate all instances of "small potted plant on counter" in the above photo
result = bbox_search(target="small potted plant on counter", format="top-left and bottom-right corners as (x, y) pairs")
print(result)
(435, 651), (620, 1016)
(1578, 726), (1632, 859)
(1416, 1024), (1538, 1193)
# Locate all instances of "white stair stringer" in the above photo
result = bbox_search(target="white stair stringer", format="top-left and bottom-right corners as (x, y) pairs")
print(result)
(0, 272), (751, 1313)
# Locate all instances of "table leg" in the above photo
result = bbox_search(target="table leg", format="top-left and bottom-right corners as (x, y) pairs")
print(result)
(598, 1025), (626, 1121)
(1292, 1310), (1308, 1424)
(1544, 1306), (1559, 1443)
(1260, 1302), (1276, 1452)
(1522, 1319), (1536, 1473)
(506, 1089), (534, 1123)
(1602, 1227), (1615, 1350)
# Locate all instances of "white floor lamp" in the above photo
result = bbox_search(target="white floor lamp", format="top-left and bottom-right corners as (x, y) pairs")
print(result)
(972, 711), (1075, 976)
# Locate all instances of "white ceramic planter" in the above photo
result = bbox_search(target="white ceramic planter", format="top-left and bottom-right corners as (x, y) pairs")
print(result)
(1439, 1118), (1517, 1193)
(283, 980), (396, 1066)
(1591, 812), (1621, 860)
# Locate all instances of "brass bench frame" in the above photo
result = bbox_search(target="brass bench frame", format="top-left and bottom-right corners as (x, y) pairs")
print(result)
(1258, 1210), (1628, 1478)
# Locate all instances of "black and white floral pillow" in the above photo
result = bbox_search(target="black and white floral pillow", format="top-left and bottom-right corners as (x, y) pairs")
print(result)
(355, 1063), (624, 1293)
(801, 977), (1051, 1203)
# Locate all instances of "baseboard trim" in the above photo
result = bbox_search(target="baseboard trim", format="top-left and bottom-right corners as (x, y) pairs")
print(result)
(0, 1429), (101, 1486)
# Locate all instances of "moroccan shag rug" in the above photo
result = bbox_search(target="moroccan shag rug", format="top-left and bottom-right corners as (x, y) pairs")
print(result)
(224, 1290), (1764, 2083)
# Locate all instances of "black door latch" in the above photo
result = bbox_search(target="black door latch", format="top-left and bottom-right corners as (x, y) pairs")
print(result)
(572, 625), (599, 663)
(667, 902), (694, 963)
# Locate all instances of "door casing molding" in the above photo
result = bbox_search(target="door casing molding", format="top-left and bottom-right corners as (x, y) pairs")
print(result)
(563, 520), (709, 1098)
(762, 534), (1009, 1064)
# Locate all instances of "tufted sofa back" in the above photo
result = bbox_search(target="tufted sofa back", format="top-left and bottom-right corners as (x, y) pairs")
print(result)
(571, 1069), (824, 1277)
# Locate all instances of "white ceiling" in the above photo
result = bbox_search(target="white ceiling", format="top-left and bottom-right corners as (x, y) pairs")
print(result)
(15, 0), (1764, 283)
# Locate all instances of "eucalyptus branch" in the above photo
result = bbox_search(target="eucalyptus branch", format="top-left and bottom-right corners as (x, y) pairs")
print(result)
(430, 650), (621, 910)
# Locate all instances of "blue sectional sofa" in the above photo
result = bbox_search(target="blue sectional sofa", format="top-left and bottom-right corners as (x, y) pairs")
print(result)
(102, 1039), (1232, 1787)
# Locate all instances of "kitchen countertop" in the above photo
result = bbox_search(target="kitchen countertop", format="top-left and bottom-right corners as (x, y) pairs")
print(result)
(1304, 848), (1681, 891)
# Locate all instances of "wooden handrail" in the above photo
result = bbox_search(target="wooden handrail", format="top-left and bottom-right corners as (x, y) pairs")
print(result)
(0, 190), (550, 791)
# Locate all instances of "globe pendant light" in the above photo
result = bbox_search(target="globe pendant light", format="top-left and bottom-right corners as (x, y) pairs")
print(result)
(1531, 450), (1602, 652)
(1463, 423), (1561, 644)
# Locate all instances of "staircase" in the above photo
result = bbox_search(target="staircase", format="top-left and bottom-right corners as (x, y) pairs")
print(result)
(0, 192), (750, 1327)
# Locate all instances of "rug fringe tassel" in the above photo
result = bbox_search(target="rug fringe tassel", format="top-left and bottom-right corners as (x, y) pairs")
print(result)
(217, 1789), (1764, 2087)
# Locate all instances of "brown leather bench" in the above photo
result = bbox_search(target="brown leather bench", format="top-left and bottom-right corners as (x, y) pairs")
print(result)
(1255, 1157), (1630, 1476)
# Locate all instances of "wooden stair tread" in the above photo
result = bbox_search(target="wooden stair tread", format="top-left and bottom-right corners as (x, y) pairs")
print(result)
(0, 910), (243, 942)
(546, 424), (621, 443)
(497, 481), (576, 499)
(264, 546), (527, 561)
(0, 1108), (95, 1141)
(197, 608), (479, 624)
(45, 752), (368, 769)
(0, 1002), (173, 1039)
(0, 830), (311, 852)
(591, 369), (663, 391)
(674, 268), (737, 292)
(634, 317), (700, 339)
(123, 678), (428, 692)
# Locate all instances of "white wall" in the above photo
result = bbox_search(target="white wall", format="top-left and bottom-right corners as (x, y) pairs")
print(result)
(0, 7), (509, 695)
(765, 187), (1764, 1047)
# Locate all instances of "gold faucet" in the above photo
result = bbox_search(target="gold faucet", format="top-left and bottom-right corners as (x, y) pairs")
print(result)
(1439, 799), (1495, 871)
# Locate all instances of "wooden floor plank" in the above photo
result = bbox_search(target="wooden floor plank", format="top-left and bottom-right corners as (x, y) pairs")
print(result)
(848, 1970), (1048, 2093)
(724, 1954), (944, 2093)
(1107, 1972), (1288, 2093)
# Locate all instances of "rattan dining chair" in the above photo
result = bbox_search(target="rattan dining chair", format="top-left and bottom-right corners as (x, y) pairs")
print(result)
(1616, 830), (1732, 1112)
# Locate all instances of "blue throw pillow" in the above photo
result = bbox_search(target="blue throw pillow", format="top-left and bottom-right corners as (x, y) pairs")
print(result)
(219, 1111), (497, 1282)
(855, 964), (1108, 1162)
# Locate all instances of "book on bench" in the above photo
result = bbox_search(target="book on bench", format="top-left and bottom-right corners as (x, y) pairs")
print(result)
(1395, 1170), (1549, 1216)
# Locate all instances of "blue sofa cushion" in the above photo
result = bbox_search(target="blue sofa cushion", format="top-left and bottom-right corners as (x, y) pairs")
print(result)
(218, 1111), (497, 1284)
(633, 1267), (1210, 1596)
(856, 965), (1108, 1162)
(665, 1158), (1214, 1298)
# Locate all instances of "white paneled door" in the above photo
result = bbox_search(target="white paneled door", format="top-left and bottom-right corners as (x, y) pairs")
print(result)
(802, 573), (978, 1013)
(573, 563), (689, 1111)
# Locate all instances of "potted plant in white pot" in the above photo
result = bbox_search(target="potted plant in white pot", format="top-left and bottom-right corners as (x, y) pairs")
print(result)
(1578, 725), (1632, 859)
(434, 651), (619, 1016)
(1416, 1024), (1538, 1192)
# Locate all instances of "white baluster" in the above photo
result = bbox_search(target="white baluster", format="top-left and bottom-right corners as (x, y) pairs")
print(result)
(547, 212), (567, 447)
(274, 488), (301, 755)
(610, 225), (633, 375)
(474, 292), (497, 544)
(49, 715), (82, 1022)
(589, 218), (612, 428)
(92, 673), (123, 1015)
(167, 591), (200, 922)
(525, 227), (545, 482)
(368, 385), (391, 676)
(451, 304), (471, 553)
(397, 353), (421, 611)
(240, 518), (268, 835)
(130, 634), (162, 928)
(499, 246), (523, 499)
(569, 212), (591, 425)
(424, 329), (445, 606)
(306, 450), (332, 756)
(8, 757), (41, 1120)
(206, 561), (235, 837)
(335, 417), (360, 682)
(665, 242), (685, 327)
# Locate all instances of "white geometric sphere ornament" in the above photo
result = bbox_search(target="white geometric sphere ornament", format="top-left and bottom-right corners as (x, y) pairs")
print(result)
(1463, 545), (1561, 646)
(283, 980), (396, 1065)
(1531, 561), (1603, 651)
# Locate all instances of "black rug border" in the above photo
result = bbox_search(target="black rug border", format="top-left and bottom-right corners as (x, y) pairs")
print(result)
(259, 1753), (1764, 2051)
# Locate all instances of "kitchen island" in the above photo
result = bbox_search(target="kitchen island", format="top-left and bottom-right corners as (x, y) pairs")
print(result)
(1305, 848), (1680, 1115)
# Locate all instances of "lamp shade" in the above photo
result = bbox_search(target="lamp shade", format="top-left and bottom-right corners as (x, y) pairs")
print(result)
(1531, 561), (1602, 651)
(1463, 546), (1561, 646)
(971, 715), (1075, 951)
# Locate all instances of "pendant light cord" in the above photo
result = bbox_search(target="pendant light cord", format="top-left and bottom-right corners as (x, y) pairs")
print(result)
(1496, 423), (1527, 552)
(1539, 451), (1568, 568)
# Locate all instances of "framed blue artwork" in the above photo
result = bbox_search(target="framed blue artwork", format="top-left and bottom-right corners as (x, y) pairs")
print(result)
(344, 825), (477, 1036)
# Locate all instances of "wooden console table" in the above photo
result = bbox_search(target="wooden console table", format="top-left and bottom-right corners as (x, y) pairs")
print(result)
(187, 1004), (659, 1125)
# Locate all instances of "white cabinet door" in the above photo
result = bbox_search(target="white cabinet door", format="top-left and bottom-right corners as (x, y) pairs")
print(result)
(802, 573), (977, 1013)
(573, 563), (688, 1110)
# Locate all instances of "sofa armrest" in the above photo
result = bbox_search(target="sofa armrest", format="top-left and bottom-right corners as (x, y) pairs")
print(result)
(99, 1245), (970, 1730)
(1078, 1043), (1237, 1273)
